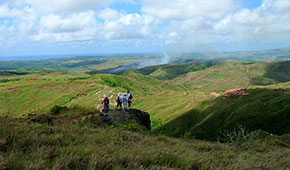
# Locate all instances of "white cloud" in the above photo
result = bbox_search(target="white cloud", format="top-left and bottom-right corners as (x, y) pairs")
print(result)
(31, 28), (99, 42)
(31, 9), (160, 42)
(102, 12), (159, 40)
(141, 0), (238, 20)
(98, 8), (120, 20)
(0, 0), (289, 53)
(25, 0), (137, 14)
(33, 11), (100, 42)
(0, 5), (37, 47)
(0, 5), (23, 18)
(214, 0), (290, 43)
(39, 12), (97, 33)
(157, 0), (290, 52)
(27, 0), (115, 14)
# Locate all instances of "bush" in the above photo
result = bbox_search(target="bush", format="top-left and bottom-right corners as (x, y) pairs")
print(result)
(50, 105), (67, 115)
(217, 124), (259, 147)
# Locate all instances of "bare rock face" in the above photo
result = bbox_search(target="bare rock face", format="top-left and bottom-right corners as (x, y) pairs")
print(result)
(98, 109), (151, 130)
(223, 88), (250, 97)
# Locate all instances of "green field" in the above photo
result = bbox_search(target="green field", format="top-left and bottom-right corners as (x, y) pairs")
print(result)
(0, 50), (290, 169)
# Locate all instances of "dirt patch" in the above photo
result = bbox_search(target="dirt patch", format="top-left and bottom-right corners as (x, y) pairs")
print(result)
(223, 88), (249, 97)
(53, 119), (79, 125)
(210, 92), (221, 97)
(24, 79), (38, 82)
(77, 94), (87, 97)
(7, 87), (17, 91)
(88, 83), (97, 87)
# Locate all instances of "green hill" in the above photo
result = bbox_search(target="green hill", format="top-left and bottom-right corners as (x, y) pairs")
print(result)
(263, 60), (290, 82)
(0, 60), (289, 139)
(1, 58), (290, 169)
(158, 88), (290, 141)
(119, 62), (217, 80)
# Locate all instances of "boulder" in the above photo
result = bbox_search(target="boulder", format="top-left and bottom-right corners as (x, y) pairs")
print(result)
(98, 109), (151, 130)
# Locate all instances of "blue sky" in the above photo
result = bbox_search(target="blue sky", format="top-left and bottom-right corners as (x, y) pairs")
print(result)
(0, 0), (289, 58)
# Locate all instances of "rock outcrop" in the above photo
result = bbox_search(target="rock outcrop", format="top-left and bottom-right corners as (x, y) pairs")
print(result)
(30, 108), (151, 130)
(223, 88), (250, 97)
(98, 109), (151, 130)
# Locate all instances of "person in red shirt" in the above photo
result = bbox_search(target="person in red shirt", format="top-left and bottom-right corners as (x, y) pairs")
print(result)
(101, 94), (110, 113)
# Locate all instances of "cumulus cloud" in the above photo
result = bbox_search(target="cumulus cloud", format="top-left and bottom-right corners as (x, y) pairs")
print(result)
(25, 0), (137, 14)
(32, 11), (100, 42)
(0, 5), (23, 18)
(0, 0), (289, 54)
(159, 0), (290, 52)
(29, 8), (160, 43)
(0, 5), (37, 47)
(98, 8), (120, 20)
(39, 12), (97, 33)
(214, 0), (290, 43)
(27, 0), (115, 14)
(141, 0), (239, 20)
(103, 12), (159, 40)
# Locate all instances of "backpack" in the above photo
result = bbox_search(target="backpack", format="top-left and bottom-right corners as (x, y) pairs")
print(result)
(129, 94), (133, 100)
(105, 97), (109, 104)
(123, 97), (127, 104)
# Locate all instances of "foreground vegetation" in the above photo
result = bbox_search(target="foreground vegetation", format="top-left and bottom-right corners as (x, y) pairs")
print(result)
(1, 118), (289, 169)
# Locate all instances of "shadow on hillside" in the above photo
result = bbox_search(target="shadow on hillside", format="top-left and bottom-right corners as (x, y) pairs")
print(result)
(251, 60), (290, 85)
(155, 109), (203, 138)
(263, 60), (290, 82)
(156, 88), (290, 141)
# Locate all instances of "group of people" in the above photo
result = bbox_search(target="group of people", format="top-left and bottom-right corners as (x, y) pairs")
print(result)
(101, 90), (133, 113)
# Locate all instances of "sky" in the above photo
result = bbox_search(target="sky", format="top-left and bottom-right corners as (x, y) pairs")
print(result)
(0, 0), (289, 58)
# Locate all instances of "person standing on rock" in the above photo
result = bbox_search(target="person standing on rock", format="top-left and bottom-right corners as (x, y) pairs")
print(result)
(116, 92), (122, 109)
(101, 94), (110, 113)
(127, 90), (133, 108)
(122, 93), (128, 110)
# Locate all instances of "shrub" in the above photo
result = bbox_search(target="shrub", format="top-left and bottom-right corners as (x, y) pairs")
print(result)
(217, 124), (259, 147)
(50, 105), (67, 115)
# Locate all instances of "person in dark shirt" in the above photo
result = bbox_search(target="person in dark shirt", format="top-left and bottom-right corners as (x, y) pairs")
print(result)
(127, 90), (133, 108)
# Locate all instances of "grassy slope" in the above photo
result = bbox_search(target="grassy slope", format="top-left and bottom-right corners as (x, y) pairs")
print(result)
(0, 72), (180, 117)
(1, 118), (290, 169)
(172, 61), (268, 92)
(0, 61), (289, 134)
(263, 60), (290, 82)
(0, 60), (290, 169)
(120, 62), (213, 80)
(158, 88), (290, 141)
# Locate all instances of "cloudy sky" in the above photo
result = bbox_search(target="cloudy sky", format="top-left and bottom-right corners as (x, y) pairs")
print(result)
(0, 0), (289, 57)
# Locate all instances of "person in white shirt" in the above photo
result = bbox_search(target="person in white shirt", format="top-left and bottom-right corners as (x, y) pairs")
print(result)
(122, 93), (128, 110)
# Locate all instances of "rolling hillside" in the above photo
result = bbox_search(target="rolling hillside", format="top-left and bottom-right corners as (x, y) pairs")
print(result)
(157, 88), (290, 141)
(1, 58), (290, 169)
(0, 60), (289, 139)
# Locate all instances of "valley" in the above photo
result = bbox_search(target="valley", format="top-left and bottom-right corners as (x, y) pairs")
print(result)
(0, 49), (290, 169)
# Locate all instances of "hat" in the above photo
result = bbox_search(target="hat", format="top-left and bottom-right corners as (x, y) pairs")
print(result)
(124, 93), (127, 96)
(104, 94), (107, 98)
(118, 92), (121, 96)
